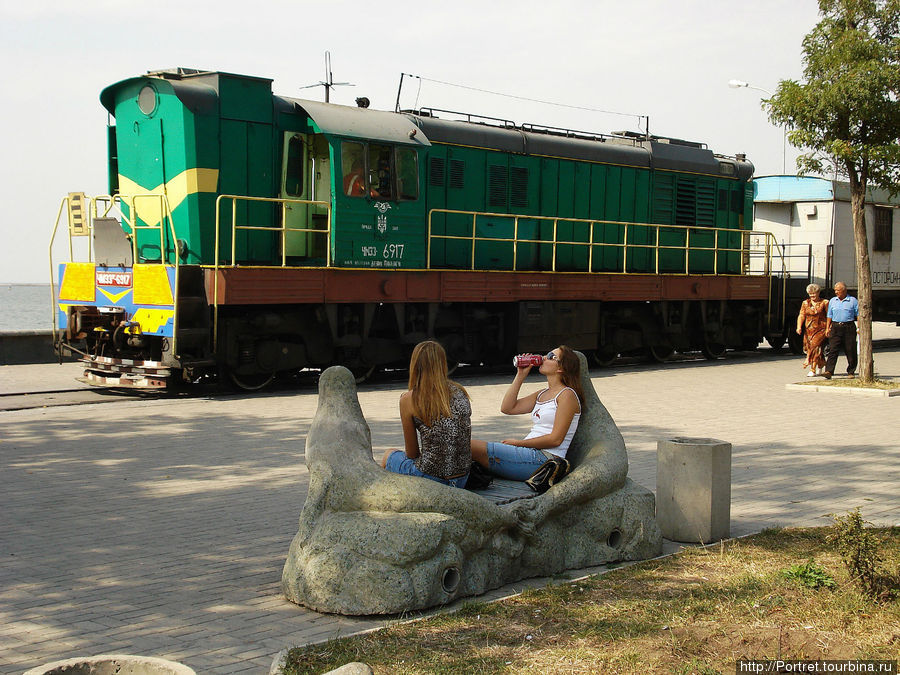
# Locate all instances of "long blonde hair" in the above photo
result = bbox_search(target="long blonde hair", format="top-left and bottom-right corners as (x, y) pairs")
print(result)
(408, 340), (468, 426)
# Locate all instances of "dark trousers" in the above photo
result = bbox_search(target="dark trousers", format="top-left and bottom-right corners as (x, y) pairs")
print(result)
(825, 322), (857, 374)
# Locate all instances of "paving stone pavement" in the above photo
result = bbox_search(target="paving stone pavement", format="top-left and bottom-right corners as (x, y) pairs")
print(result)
(1, 344), (899, 673)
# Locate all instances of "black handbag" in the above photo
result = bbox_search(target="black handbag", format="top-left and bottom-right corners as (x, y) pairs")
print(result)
(525, 456), (570, 494)
(464, 461), (494, 490)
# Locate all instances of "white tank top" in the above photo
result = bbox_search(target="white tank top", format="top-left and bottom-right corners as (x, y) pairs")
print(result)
(524, 387), (581, 458)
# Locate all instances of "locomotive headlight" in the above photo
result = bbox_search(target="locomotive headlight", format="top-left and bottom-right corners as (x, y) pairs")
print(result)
(138, 85), (158, 116)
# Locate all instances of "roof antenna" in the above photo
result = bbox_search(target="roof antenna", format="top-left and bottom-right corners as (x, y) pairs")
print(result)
(299, 51), (354, 103)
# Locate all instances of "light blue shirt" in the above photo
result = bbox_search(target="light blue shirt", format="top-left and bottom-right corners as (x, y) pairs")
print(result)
(828, 295), (859, 322)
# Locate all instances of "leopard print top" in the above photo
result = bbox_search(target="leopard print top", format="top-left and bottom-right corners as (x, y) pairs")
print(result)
(413, 386), (471, 479)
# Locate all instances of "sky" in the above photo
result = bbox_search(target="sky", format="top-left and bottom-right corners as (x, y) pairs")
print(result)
(0, 0), (822, 283)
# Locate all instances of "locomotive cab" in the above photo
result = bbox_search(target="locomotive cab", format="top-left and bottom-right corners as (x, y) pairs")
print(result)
(279, 97), (430, 269)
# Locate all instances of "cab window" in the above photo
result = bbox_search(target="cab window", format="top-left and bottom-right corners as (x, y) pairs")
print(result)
(284, 135), (304, 197)
(341, 141), (366, 198)
(368, 144), (395, 201)
(397, 148), (419, 200)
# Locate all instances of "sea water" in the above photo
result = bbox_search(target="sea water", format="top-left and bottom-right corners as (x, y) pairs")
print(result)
(0, 285), (54, 331)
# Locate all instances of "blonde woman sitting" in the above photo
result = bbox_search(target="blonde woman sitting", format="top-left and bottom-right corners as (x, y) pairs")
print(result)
(381, 340), (471, 487)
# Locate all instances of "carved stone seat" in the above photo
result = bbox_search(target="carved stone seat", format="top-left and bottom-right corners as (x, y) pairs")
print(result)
(475, 477), (535, 504)
(282, 352), (661, 615)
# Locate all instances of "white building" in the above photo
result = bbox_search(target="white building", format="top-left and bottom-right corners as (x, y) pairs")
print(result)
(753, 176), (899, 323)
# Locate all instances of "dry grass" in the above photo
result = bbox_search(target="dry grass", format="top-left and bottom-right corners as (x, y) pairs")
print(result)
(819, 377), (898, 389)
(796, 377), (898, 389)
(282, 527), (900, 674)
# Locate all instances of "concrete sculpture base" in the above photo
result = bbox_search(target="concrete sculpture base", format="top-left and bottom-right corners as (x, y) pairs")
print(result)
(282, 352), (661, 615)
(23, 655), (195, 675)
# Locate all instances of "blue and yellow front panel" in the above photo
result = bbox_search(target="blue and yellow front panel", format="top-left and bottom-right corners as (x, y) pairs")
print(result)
(57, 262), (176, 337)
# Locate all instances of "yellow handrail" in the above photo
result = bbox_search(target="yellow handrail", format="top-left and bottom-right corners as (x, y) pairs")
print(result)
(48, 192), (182, 357)
(427, 208), (779, 275)
(426, 208), (790, 332)
(212, 194), (332, 351)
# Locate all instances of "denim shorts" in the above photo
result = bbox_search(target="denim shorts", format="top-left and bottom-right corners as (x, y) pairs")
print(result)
(486, 442), (549, 481)
(384, 450), (469, 488)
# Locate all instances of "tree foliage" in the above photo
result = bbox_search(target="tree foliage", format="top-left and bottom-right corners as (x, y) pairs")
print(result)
(766, 0), (900, 383)
(767, 0), (900, 189)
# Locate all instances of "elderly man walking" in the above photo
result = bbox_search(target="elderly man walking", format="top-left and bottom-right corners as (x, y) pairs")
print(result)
(823, 281), (859, 379)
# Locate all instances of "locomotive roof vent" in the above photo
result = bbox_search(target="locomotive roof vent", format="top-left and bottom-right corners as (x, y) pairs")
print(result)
(520, 122), (622, 144)
(405, 107), (518, 129)
(406, 107), (648, 148)
(145, 67), (212, 80)
(614, 130), (706, 149)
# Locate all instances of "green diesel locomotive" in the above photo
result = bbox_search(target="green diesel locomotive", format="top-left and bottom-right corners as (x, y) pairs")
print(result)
(51, 68), (778, 389)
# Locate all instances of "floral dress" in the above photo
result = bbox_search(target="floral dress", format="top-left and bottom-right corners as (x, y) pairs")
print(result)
(798, 298), (828, 370)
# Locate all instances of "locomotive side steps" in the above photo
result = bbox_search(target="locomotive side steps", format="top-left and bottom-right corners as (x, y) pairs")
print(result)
(174, 265), (210, 350)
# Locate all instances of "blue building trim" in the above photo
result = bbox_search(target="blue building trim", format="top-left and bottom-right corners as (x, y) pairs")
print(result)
(754, 176), (834, 203)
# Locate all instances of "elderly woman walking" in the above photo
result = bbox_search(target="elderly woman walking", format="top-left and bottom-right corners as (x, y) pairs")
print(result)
(796, 283), (829, 376)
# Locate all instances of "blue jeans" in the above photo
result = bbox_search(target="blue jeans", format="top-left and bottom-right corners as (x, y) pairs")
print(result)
(486, 442), (548, 481)
(384, 450), (469, 488)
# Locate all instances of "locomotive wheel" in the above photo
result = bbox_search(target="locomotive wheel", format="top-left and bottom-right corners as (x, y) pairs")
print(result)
(591, 348), (618, 367)
(787, 329), (804, 355)
(701, 340), (727, 360)
(227, 369), (276, 391)
(647, 344), (674, 363)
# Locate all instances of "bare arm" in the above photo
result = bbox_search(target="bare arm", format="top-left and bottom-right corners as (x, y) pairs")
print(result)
(399, 392), (420, 459)
(500, 367), (540, 415)
(502, 389), (579, 449)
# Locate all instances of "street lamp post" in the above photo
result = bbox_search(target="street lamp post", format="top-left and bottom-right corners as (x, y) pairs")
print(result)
(728, 79), (788, 175)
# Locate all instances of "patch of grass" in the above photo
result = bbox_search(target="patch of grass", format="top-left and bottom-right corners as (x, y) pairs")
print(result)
(672, 659), (723, 675)
(281, 527), (900, 674)
(828, 509), (900, 601)
(782, 560), (836, 589)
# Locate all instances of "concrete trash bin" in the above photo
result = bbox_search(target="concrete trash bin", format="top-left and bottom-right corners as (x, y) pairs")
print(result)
(656, 437), (731, 543)
(23, 654), (195, 675)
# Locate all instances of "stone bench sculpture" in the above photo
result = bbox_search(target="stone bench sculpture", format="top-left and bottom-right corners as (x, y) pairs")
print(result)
(282, 352), (661, 615)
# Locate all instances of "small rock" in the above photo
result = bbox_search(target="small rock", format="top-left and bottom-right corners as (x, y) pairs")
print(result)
(324, 664), (374, 675)
(268, 649), (289, 675)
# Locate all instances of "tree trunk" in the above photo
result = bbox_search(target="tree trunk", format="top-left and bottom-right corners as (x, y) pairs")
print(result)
(847, 173), (874, 383)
